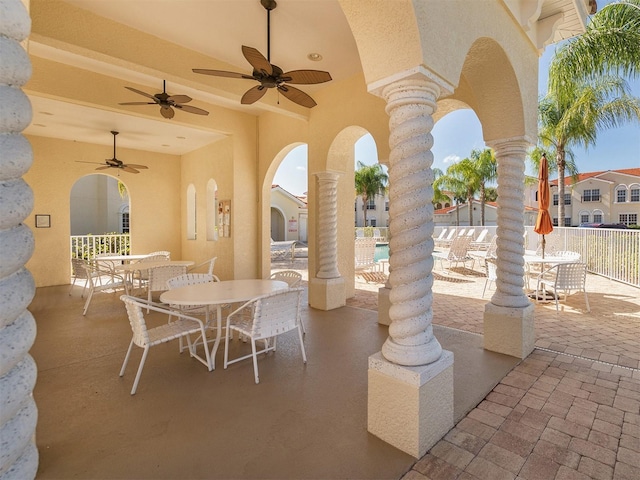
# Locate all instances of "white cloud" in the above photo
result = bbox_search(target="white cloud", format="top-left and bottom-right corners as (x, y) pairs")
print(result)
(295, 166), (306, 171)
(443, 154), (461, 164)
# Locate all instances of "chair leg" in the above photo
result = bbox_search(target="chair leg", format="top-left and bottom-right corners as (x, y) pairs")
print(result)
(297, 326), (307, 364)
(82, 289), (94, 316)
(131, 346), (150, 395)
(119, 339), (135, 377)
(251, 339), (260, 384)
(223, 328), (231, 369)
(584, 290), (590, 313)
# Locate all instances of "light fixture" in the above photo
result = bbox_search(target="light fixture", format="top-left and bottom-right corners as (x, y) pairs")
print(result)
(307, 53), (322, 62)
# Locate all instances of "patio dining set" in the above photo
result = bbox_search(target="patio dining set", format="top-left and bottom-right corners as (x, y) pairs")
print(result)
(69, 253), (308, 394)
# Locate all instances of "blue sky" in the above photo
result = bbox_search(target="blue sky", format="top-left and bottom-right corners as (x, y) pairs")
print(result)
(273, 4), (640, 196)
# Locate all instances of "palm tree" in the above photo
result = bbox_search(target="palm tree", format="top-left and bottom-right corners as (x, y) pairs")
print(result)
(431, 167), (451, 210)
(354, 161), (388, 227)
(538, 75), (640, 223)
(470, 148), (497, 226)
(436, 159), (481, 226)
(549, 0), (640, 94)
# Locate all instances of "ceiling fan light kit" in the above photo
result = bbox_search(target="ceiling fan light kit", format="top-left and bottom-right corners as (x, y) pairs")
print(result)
(192, 0), (332, 108)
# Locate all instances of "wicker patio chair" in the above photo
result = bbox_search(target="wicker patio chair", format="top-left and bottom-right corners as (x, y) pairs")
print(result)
(223, 288), (306, 384)
(119, 295), (212, 395)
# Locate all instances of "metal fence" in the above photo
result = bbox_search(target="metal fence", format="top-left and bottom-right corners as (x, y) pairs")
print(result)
(70, 233), (131, 260)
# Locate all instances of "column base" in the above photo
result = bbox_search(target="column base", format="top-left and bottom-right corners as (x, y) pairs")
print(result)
(368, 350), (454, 458)
(309, 277), (345, 310)
(377, 286), (391, 326)
(483, 302), (535, 359)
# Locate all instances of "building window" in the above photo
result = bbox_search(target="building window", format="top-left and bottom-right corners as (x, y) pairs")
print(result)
(583, 189), (600, 202)
(563, 217), (571, 227)
(553, 194), (559, 206)
(354, 201), (357, 211)
(553, 217), (558, 226)
(593, 211), (603, 223)
(369, 218), (377, 227)
(564, 193), (571, 205)
(121, 212), (130, 233)
(616, 188), (627, 203)
(619, 213), (638, 226)
(366, 199), (376, 210)
(385, 201), (389, 212)
(630, 187), (639, 202)
(580, 213), (590, 224)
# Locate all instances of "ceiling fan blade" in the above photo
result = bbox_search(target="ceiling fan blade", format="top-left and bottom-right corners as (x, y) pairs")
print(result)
(119, 101), (156, 106)
(192, 69), (255, 80)
(76, 160), (103, 165)
(241, 85), (268, 105)
(168, 94), (192, 104)
(95, 165), (112, 170)
(278, 84), (317, 108)
(242, 45), (272, 76)
(176, 104), (209, 116)
(283, 70), (332, 85)
(122, 166), (140, 174)
(124, 86), (157, 101)
(160, 106), (175, 119)
(125, 164), (148, 169)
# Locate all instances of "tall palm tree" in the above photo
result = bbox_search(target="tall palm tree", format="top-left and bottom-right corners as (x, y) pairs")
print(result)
(431, 167), (451, 210)
(549, 0), (640, 94)
(538, 75), (640, 223)
(470, 148), (497, 226)
(354, 161), (388, 227)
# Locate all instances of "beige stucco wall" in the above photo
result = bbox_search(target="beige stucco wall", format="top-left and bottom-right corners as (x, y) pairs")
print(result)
(24, 135), (182, 287)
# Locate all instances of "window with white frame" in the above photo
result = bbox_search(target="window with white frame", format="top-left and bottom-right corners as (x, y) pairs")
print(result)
(630, 185), (640, 202)
(583, 189), (600, 202)
(563, 217), (571, 226)
(580, 212), (590, 224)
(553, 194), (559, 206)
(593, 210), (603, 223)
(366, 198), (376, 210)
(564, 193), (571, 205)
(369, 218), (377, 227)
(619, 213), (638, 226)
(616, 187), (627, 203)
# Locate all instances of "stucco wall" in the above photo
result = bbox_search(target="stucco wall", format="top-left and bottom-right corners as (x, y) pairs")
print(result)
(24, 135), (182, 287)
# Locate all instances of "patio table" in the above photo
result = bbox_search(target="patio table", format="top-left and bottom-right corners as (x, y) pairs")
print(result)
(159, 279), (289, 370)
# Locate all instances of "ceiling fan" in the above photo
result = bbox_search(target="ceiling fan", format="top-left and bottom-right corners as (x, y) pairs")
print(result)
(76, 131), (149, 174)
(192, 0), (332, 108)
(119, 80), (209, 119)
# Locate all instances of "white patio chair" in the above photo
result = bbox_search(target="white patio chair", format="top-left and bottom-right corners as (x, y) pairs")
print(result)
(535, 262), (590, 312)
(69, 257), (98, 297)
(119, 295), (212, 395)
(188, 256), (217, 275)
(146, 264), (188, 306)
(434, 228), (448, 242)
(269, 270), (305, 333)
(470, 229), (490, 250)
(435, 228), (457, 247)
(133, 254), (171, 291)
(354, 237), (378, 272)
(433, 235), (474, 272)
(82, 261), (130, 315)
(483, 258), (497, 297)
(223, 288), (306, 384)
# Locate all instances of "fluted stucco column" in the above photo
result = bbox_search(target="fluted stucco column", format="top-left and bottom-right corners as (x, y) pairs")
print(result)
(0, 1), (39, 479)
(483, 137), (535, 359)
(367, 69), (453, 458)
(309, 171), (345, 310)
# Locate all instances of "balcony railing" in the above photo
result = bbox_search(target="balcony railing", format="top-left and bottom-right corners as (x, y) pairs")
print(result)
(70, 233), (130, 260)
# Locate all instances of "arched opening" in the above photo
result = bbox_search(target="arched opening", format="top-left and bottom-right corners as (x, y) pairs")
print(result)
(206, 179), (219, 241)
(270, 206), (286, 241)
(70, 174), (129, 235)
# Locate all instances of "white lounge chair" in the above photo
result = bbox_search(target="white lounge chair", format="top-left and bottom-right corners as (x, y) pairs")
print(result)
(433, 236), (475, 272)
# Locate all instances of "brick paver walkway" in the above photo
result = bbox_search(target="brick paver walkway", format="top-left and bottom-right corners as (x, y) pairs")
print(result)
(275, 252), (640, 479)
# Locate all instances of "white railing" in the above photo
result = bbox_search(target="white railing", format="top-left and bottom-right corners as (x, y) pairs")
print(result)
(525, 226), (639, 288)
(70, 233), (131, 260)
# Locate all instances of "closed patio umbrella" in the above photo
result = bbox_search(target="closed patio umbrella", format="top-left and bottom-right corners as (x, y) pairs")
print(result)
(534, 153), (554, 258)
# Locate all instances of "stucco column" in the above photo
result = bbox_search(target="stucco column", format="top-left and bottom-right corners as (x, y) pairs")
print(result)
(309, 171), (345, 310)
(367, 70), (454, 458)
(0, 1), (39, 478)
(483, 137), (535, 358)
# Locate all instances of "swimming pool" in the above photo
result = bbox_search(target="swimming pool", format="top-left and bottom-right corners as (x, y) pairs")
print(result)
(374, 243), (389, 262)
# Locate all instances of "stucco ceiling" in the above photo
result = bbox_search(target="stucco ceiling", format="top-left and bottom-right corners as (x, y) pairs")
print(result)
(22, 0), (588, 156)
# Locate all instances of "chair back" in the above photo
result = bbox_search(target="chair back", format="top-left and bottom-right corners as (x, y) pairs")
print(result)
(269, 270), (302, 287)
(354, 237), (377, 270)
(448, 235), (472, 260)
(475, 229), (489, 243)
(486, 235), (498, 258)
(147, 251), (171, 260)
(166, 273), (214, 290)
(250, 288), (302, 341)
(457, 228), (466, 237)
(485, 258), (498, 281)
(147, 265), (188, 293)
(436, 229), (447, 240)
(121, 296), (151, 347)
(553, 251), (581, 261)
(188, 257), (217, 275)
(71, 258), (90, 279)
(555, 262), (587, 290)
(445, 230), (456, 240)
(466, 229), (475, 237)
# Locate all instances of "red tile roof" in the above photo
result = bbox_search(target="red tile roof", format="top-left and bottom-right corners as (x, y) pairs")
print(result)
(550, 168), (640, 186)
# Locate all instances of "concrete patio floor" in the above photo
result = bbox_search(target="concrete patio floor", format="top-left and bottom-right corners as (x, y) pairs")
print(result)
(29, 251), (639, 479)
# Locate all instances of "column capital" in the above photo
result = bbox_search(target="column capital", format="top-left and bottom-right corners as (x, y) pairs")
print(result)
(367, 65), (455, 100)
(486, 136), (535, 153)
(314, 170), (342, 183)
